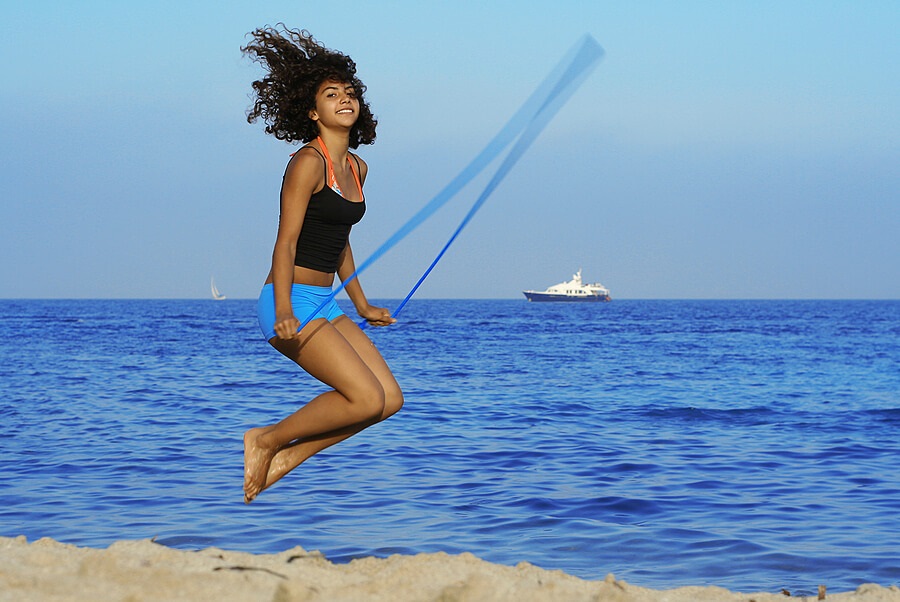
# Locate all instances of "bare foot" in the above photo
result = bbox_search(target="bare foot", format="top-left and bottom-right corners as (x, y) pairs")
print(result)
(243, 427), (276, 503)
(261, 442), (308, 493)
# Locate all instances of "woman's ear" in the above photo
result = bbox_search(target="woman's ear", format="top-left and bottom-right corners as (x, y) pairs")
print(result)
(309, 109), (319, 121)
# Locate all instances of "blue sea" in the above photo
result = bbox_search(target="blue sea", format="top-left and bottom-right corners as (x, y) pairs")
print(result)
(1, 299), (898, 596)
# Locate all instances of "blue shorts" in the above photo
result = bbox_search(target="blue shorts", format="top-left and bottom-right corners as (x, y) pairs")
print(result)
(257, 283), (346, 341)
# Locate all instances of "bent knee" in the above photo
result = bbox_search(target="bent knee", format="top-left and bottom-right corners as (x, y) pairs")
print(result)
(348, 385), (386, 423)
(383, 384), (404, 418)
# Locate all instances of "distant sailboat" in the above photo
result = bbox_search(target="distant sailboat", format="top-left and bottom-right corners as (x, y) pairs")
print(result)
(210, 276), (226, 301)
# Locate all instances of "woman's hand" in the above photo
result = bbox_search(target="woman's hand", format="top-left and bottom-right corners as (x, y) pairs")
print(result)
(358, 304), (396, 327)
(273, 312), (301, 340)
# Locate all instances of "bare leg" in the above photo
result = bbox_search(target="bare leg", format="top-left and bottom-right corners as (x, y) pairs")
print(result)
(242, 390), (368, 502)
(244, 316), (403, 502)
(260, 315), (403, 492)
(263, 400), (401, 491)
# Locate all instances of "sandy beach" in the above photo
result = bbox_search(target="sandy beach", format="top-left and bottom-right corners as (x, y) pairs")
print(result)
(1, 536), (898, 602)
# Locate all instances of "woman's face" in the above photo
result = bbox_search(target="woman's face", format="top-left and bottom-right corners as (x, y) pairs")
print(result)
(309, 79), (360, 130)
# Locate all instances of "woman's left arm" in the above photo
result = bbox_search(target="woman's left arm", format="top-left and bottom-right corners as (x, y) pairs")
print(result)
(337, 242), (395, 326)
(338, 154), (395, 326)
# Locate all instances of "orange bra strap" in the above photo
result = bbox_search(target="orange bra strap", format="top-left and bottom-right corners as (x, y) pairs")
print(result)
(316, 136), (364, 200)
(347, 155), (364, 200)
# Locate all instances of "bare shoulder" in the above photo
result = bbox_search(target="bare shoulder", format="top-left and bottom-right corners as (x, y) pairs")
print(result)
(351, 152), (369, 183)
(283, 146), (325, 193)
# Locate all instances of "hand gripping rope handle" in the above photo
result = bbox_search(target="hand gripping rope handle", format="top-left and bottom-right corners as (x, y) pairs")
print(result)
(295, 35), (605, 333)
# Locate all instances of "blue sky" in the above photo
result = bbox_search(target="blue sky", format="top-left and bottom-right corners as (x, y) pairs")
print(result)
(2, 1), (897, 299)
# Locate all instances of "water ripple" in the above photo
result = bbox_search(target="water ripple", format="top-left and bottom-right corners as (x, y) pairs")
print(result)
(1, 299), (898, 595)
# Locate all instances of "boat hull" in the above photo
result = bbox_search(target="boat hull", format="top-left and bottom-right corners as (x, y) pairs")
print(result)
(523, 292), (610, 302)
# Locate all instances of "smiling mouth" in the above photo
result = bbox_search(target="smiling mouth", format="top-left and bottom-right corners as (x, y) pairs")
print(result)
(337, 109), (354, 114)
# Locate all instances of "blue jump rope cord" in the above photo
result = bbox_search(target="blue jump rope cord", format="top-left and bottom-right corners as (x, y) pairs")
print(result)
(296, 35), (604, 333)
(383, 40), (605, 325)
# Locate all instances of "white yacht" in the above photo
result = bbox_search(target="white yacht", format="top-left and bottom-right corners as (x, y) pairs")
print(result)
(523, 269), (610, 302)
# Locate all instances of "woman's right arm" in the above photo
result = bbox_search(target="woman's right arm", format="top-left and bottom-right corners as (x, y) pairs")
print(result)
(270, 148), (322, 340)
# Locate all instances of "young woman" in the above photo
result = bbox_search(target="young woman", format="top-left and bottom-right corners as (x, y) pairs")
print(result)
(241, 25), (403, 503)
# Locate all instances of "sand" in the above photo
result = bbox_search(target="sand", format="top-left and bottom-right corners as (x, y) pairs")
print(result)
(1, 536), (898, 602)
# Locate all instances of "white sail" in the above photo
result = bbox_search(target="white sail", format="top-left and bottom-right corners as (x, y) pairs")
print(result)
(210, 276), (226, 301)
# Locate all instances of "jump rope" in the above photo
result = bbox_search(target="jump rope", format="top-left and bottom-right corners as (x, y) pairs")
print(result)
(295, 35), (605, 333)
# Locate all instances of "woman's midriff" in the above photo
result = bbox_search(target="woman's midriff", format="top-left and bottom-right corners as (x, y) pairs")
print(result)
(264, 266), (336, 288)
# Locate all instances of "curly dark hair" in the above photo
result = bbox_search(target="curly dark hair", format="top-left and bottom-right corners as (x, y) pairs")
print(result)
(242, 24), (377, 147)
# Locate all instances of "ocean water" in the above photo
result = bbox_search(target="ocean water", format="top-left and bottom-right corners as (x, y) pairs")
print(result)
(1, 298), (898, 595)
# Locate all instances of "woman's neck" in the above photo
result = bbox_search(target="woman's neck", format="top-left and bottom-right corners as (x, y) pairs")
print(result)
(317, 130), (350, 164)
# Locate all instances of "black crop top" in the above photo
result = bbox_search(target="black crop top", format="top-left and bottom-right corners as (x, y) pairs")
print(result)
(293, 152), (366, 273)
